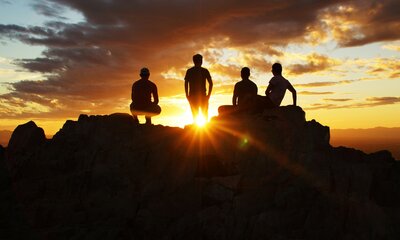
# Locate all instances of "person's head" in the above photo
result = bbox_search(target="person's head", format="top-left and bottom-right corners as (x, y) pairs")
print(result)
(241, 67), (250, 79)
(140, 67), (150, 79)
(272, 63), (282, 76)
(193, 54), (203, 67)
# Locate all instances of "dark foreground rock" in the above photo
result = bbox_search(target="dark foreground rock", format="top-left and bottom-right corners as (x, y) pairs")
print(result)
(1, 107), (400, 240)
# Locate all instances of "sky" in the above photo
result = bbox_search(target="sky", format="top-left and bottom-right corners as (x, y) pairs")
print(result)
(0, 0), (400, 135)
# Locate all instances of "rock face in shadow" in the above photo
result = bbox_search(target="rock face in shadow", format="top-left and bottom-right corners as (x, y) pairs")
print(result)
(1, 107), (400, 240)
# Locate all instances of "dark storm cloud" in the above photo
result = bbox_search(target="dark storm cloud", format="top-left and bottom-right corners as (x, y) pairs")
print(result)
(32, 1), (68, 20)
(15, 58), (65, 73)
(0, 24), (51, 37)
(327, 0), (400, 47)
(0, 91), (57, 109)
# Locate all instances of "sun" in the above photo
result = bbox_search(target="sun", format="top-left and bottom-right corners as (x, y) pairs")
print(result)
(195, 113), (207, 127)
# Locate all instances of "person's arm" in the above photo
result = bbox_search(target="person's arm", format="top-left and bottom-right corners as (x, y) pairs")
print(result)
(184, 71), (189, 99)
(184, 80), (189, 99)
(287, 82), (297, 106)
(131, 84), (135, 102)
(265, 84), (272, 96)
(153, 84), (159, 105)
(232, 85), (238, 106)
(206, 71), (213, 99)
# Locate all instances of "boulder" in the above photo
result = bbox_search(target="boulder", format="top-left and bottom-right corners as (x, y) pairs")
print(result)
(7, 121), (46, 155)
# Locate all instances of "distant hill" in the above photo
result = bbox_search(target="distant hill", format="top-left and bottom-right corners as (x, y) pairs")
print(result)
(331, 127), (400, 160)
(0, 130), (12, 147)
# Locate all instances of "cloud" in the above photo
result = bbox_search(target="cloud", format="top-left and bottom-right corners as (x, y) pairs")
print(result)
(382, 42), (400, 52)
(323, 98), (352, 102)
(305, 96), (400, 110)
(15, 58), (65, 73)
(366, 97), (400, 106)
(366, 58), (400, 79)
(295, 80), (358, 88)
(324, 1), (400, 47)
(299, 91), (334, 95)
(31, 1), (68, 20)
(287, 53), (339, 75)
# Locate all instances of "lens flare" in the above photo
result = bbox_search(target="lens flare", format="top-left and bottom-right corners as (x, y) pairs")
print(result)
(195, 113), (207, 127)
(239, 136), (249, 148)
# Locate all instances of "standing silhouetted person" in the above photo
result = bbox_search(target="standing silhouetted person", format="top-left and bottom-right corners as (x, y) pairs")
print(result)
(130, 68), (161, 125)
(257, 63), (296, 110)
(218, 67), (258, 115)
(184, 54), (213, 122)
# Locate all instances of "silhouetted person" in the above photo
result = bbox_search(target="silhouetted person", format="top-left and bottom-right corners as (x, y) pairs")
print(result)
(130, 68), (161, 125)
(184, 54), (213, 122)
(218, 67), (258, 116)
(257, 63), (296, 110)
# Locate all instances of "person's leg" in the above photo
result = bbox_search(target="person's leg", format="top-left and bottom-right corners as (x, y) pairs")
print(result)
(254, 95), (275, 113)
(150, 104), (161, 115)
(264, 96), (276, 109)
(218, 105), (237, 116)
(130, 103), (140, 124)
(189, 96), (199, 121)
(145, 116), (152, 125)
(132, 114), (139, 124)
(201, 95), (209, 121)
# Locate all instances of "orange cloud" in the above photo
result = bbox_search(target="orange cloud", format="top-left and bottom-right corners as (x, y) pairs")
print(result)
(287, 53), (339, 75)
(323, 1), (400, 47)
(299, 91), (334, 95)
(295, 80), (357, 88)
(366, 58), (400, 79)
(305, 96), (400, 110)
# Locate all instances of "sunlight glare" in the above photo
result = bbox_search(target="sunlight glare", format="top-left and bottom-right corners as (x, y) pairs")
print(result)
(195, 113), (207, 127)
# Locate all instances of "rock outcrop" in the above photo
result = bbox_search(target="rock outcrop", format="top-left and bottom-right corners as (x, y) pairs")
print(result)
(1, 106), (400, 240)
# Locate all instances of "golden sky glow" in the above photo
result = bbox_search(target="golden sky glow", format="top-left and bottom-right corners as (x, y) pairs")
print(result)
(1, 0), (400, 136)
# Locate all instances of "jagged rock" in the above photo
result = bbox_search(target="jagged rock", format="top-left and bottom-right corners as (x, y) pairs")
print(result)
(1, 107), (399, 240)
(7, 121), (46, 157)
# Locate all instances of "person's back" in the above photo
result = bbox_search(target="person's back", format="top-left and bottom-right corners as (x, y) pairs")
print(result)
(185, 66), (210, 96)
(132, 79), (157, 107)
(267, 75), (291, 106)
(218, 67), (258, 116)
(265, 63), (296, 107)
(130, 68), (161, 125)
(234, 79), (258, 106)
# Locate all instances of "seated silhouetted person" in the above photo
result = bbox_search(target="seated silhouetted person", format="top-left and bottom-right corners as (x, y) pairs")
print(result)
(130, 68), (161, 125)
(218, 67), (258, 116)
(257, 63), (296, 110)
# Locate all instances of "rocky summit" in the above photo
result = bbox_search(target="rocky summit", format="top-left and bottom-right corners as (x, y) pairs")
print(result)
(1, 106), (400, 240)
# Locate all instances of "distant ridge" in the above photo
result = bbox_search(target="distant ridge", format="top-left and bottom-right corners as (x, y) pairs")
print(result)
(331, 127), (400, 159)
(0, 130), (12, 147)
